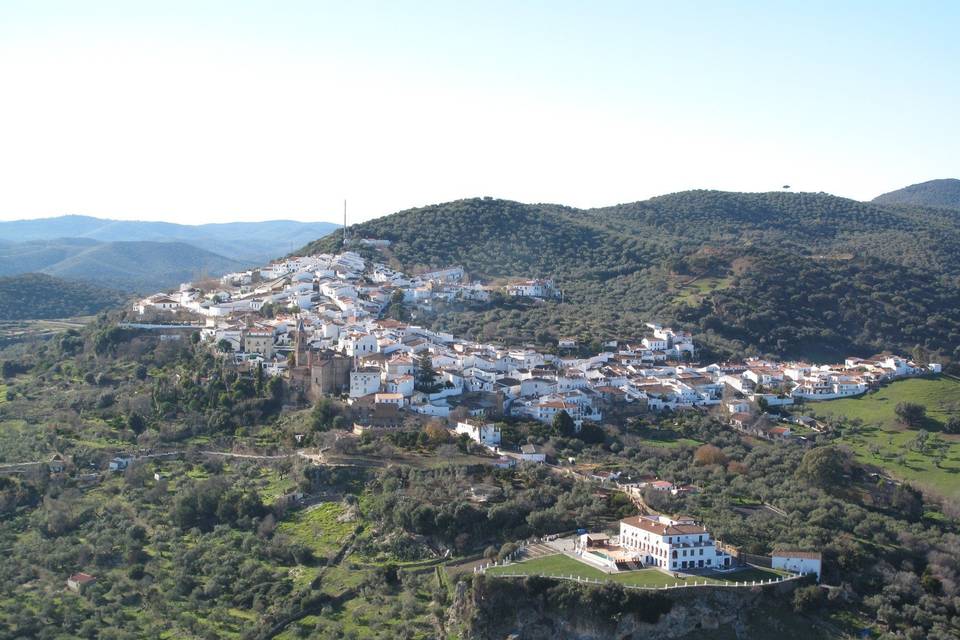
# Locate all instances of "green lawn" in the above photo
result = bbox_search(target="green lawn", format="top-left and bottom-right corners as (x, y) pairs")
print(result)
(275, 502), (356, 558)
(640, 436), (704, 449)
(485, 553), (786, 587)
(812, 377), (960, 498)
(815, 376), (960, 430)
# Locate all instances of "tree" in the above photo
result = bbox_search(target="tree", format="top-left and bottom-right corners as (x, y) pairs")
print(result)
(216, 339), (233, 353)
(756, 396), (769, 413)
(552, 410), (576, 438)
(891, 483), (923, 522)
(693, 444), (728, 466)
(311, 398), (338, 431)
(577, 421), (605, 444)
(795, 446), (847, 488)
(910, 429), (929, 455)
(415, 352), (439, 393)
(127, 412), (147, 434)
(423, 421), (449, 445)
(895, 402), (926, 429)
(792, 585), (824, 613)
(388, 289), (407, 321)
(944, 416), (960, 434)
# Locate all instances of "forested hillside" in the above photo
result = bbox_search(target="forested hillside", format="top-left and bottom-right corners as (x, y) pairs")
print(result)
(301, 192), (960, 360)
(0, 273), (125, 320)
(873, 178), (960, 209)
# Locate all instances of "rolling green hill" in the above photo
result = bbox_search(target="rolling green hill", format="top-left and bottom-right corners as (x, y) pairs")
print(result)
(872, 178), (960, 209)
(0, 273), (126, 320)
(300, 192), (960, 360)
(815, 377), (960, 498)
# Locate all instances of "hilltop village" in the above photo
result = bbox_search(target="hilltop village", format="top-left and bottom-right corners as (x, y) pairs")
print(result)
(134, 250), (942, 443)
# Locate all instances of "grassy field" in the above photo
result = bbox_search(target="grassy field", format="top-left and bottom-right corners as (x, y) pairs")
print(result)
(815, 377), (960, 430)
(640, 436), (704, 449)
(275, 502), (357, 558)
(812, 377), (960, 498)
(255, 468), (298, 504)
(485, 553), (786, 587)
(673, 276), (733, 306)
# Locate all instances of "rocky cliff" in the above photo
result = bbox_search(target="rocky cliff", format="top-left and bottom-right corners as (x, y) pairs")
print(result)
(449, 575), (805, 640)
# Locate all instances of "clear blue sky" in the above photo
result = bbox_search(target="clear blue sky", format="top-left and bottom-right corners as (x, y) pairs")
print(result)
(0, 1), (957, 223)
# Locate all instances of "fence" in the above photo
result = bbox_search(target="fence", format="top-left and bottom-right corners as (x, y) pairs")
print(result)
(475, 567), (807, 591)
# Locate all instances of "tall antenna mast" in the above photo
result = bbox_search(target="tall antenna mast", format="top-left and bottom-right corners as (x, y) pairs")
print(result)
(343, 199), (348, 248)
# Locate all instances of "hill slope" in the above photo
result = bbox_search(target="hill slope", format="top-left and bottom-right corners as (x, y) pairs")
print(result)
(0, 273), (125, 320)
(0, 239), (246, 292)
(300, 193), (960, 360)
(0, 215), (339, 263)
(872, 179), (960, 209)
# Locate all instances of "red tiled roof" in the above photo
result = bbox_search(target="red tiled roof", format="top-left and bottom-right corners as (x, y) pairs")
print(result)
(773, 550), (821, 560)
(69, 572), (96, 584)
(620, 516), (707, 536)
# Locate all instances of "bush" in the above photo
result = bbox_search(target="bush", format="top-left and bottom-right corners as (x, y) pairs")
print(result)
(792, 585), (825, 613)
(693, 444), (728, 466)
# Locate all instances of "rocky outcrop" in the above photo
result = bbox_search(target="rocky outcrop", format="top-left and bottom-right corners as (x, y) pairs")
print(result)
(449, 575), (802, 640)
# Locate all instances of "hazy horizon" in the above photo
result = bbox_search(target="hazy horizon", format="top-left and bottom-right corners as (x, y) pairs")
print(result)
(1, 182), (944, 227)
(1, 1), (957, 224)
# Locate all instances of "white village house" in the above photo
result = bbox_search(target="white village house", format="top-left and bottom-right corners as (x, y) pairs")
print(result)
(455, 420), (501, 447)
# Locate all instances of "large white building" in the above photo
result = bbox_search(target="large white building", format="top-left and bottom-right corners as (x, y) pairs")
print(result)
(618, 514), (731, 572)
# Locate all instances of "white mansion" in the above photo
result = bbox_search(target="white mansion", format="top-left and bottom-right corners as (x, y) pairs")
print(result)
(619, 514), (732, 572)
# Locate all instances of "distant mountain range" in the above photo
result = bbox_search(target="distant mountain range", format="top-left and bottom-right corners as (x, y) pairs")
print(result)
(872, 178), (960, 209)
(0, 238), (249, 292)
(0, 215), (339, 263)
(0, 215), (339, 293)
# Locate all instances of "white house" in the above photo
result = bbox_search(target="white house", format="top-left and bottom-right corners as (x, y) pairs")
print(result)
(136, 294), (180, 315)
(455, 421), (501, 447)
(374, 392), (405, 407)
(340, 332), (378, 357)
(506, 279), (555, 298)
(772, 551), (822, 582)
(618, 514), (731, 572)
(383, 374), (415, 397)
(350, 368), (381, 398)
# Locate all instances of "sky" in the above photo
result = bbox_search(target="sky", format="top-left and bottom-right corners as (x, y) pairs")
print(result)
(0, 1), (957, 225)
